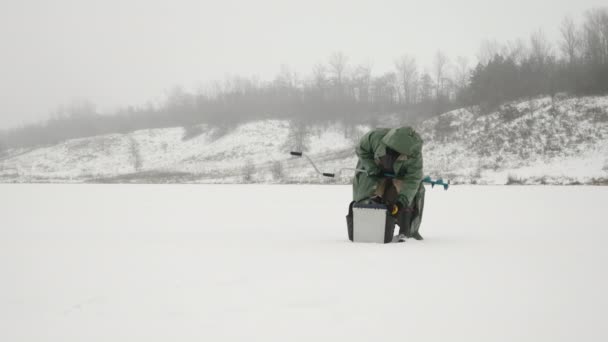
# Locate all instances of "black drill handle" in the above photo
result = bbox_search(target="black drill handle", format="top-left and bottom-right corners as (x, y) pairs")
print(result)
(289, 151), (333, 177)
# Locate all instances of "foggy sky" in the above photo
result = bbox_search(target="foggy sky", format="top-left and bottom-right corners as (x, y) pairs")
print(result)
(0, 0), (605, 129)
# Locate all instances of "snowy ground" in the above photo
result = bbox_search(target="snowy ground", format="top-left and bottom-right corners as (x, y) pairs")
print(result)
(1, 184), (607, 341)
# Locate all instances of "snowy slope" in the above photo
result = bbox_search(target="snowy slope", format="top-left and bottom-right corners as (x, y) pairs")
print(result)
(1, 96), (607, 184)
(420, 96), (608, 184)
(1, 184), (607, 341)
(0, 121), (361, 183)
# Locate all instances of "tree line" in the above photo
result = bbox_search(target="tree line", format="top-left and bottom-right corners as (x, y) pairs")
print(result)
(1, 7), (607, 151)
(468, 8), (608, 108)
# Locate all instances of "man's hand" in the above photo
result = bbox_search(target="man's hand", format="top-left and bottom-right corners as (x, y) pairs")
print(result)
(389, 203), (402, 216)
(390, 201), (413, 216)
(367, 166), (382, 177)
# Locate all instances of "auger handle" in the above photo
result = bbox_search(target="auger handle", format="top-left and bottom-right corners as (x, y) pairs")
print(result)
(290, 151), (303, 157)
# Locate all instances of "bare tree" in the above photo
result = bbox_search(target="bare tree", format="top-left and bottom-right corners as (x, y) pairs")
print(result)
(328, 52), (349, 87)
(560, 16), (582, 64)
(582, 8), (608, 65)
(434, 51), (449, 98)
(52, 99), (97, 119)
(242, 160), (255, 183)
(503, 39), (528, 63)
(371, 72), (397, 105)
(129, 137), (142, 172)
(275, 64), (298, 89)
(395, 55), (418, 105)
(419, 73), (434, 103)
(454, 56), (470, 91)
(529, 29), (553, 65)
(312, 63), (327, 90)
(477, 39), (502, 65)
(284, 121), (310, 152)
(352, 63), (372, 103)
(271, 161), (284, 182)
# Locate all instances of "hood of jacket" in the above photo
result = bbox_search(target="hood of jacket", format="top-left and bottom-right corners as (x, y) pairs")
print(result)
(381, 126), (423, 156)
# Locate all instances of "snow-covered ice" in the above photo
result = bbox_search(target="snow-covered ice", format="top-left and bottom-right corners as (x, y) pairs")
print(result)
(1, 184), (607, 341)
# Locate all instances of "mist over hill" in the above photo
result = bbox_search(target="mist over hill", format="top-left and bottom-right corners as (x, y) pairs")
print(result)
(1, 7), (607, 184)
(1, 96), (606, 185)
(2, 7), (607, 154)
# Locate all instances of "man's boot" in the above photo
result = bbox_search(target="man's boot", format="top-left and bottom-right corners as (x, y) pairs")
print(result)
(392, 233), (407, 243)
(411, 231), (424, 240)
(396, 209), (412, 236)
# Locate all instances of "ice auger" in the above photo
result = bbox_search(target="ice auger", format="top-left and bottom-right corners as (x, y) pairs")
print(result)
(290, 151), (449, 190)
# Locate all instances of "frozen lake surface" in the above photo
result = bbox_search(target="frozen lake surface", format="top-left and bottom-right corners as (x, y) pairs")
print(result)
(1, 184), (607, 341)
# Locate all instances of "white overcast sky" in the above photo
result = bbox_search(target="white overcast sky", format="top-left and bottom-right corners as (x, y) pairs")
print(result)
(0, 0), (605, 129)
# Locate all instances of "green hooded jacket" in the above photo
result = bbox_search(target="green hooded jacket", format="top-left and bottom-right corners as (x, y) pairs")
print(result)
(352, 126), (424, 206)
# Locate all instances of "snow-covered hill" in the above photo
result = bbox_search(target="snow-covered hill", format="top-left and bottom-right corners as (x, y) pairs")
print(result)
(0, 120), (362, 184)
(1, 96), (607, 184)
(421, 96), (608, 185)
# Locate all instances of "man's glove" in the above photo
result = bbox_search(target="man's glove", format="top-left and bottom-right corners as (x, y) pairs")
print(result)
(389, 203), (402, 216)
(367, 166), (382, 177)
(390, 201), (413, 216)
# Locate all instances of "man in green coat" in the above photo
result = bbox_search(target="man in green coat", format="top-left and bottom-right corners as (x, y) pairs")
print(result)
(352, 126), (425, 240)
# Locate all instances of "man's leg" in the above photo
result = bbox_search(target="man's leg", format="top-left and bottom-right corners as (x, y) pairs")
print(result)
(381, 179), (406, 235)
(357, 178), (391, 204)
(376, 180), (403, 242)
(379, 179), (398, 204)
(371, 178), (390, 201)
(408, 184), (425, 240)
(353, 170), (390, 204)
(390, 180), (425, 239)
